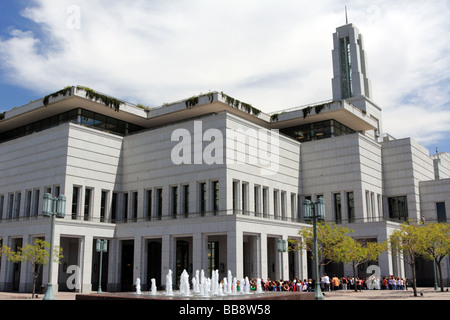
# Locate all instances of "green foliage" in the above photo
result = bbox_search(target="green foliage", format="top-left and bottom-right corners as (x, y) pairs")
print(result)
(43, 86), (73, 106)
(77, 86), (122, 111)
(220, 92), (262, 116)
(294, 222), (354, 266)
(389, 221), (424, 296)
(185, 96), (199, 108)
(1, 238), (63, 298)
(416, 222), (450, 291)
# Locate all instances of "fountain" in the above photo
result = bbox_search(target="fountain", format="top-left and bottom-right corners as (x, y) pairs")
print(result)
(165, 269), (173, 296)
(227, 270), (233, 294)
(179, 270), (190, 296)
(135, 278), (142, 294)
(256, 278), (263, 293)
(150, 278), (157, 295)
(244, 277), (250, 294)
(76, 267), (315, 301)
(233, 277), (238, 295)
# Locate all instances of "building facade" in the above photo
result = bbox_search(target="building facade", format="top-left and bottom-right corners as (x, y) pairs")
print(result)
(0, 22), (449, 293)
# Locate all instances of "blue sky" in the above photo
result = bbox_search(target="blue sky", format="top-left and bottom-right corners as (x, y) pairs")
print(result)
(1, 0), (449, 154)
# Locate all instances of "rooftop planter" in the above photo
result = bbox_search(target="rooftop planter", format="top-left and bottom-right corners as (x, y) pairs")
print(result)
(42, 86), (123, 112)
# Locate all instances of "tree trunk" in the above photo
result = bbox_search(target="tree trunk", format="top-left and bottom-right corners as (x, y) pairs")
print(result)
(32, 275), (37, 298)
(410, 262), (417, 297)
(436, 258), (444, 292)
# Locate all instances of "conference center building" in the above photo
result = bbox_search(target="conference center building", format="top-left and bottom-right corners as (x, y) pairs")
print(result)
(0, 22), (449, 293)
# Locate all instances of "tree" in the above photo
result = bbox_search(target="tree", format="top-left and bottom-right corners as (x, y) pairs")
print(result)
(292, 222), (353, 267)
(339, 237), (387, 291)
(418, 222), (450, 292)
(1, 238), (63, 298)
(389, 222), (422, 297)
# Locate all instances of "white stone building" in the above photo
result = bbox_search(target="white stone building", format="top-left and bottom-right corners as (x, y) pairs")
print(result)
(0, 22), (449, 293)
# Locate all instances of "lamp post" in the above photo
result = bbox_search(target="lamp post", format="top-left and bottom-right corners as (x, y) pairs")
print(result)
(277, 239), (287, 280)
(96, 239), (108, 294)
(303, 198), (325, 300)
(42, 193), (66, 300)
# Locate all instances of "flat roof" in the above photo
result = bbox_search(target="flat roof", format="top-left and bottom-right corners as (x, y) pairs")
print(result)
(0, 86), (376, 134)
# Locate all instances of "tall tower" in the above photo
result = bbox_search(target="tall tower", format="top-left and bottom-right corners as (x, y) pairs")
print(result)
(331, 23), (373, 104)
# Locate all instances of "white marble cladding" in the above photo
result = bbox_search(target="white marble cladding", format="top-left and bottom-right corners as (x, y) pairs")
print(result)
(300, 132), (383, 223)
(382, 137), (435, 221)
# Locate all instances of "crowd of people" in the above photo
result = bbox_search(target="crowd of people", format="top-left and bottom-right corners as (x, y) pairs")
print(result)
(246, 274), (409, 293)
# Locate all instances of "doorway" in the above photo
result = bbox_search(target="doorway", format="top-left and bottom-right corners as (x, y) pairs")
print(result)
(120, 240), (134, 292)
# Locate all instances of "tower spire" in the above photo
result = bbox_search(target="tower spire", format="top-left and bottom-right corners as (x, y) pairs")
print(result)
(345, 6), (348, 24)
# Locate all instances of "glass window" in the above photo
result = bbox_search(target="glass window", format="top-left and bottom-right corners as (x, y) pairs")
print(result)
(84, 188), (92, 220)
(436, 202), (447, 223)
(388, 196), (408, 222)
(334, 193), (342, 224)
(347, 192), (355, 223)
(156, 188), (163, 219)
(212, 181), (219, 212)
(94, 113), (107, 130)
(145, 189), (152, 219)
(183, 185), (189, 216)
(171, 186), (178, 216)
(200, 182), (207, 214)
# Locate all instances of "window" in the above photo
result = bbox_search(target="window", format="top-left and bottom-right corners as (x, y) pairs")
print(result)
(347, 192), (355, 223)
(72, 186), (80, 220)
(7, 193), (14, 219)
(145, 190), (152, 220)
(123, 192), (129, 221)
(199, 183), (207, 214)
(156, 188), (163, 219)
(111, 192), (118, 222)
(25, 190), (32, 217)
(32, 189), (40, 216)
(212, 181), (219, 213)
(281, 192), (286, 220)
(334, 193), (342, 224)
(183, 185), (189, 217)
(131, 191), (138, 221)
(84, 188), (92, 221)
(388, 196), (408, 222)
(14, 192), (21, 218)
(255, 186), (261, 216)
(280, 119), (354, 143)
(274, 190), (279, 219)
(232, 181), (239, 213)
(436, 202), (447, 223)
(242, 183), (249, 214)
(208, 241), (219, 277)
(0, 108), (145, 144)
(100, 191), (108, 222)
(262, 187), (269, 217)
(0, 195), (4, 219)
(171, 186), (178, 216)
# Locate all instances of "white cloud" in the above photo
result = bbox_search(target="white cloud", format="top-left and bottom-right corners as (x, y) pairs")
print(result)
(0, 0), (449, 149)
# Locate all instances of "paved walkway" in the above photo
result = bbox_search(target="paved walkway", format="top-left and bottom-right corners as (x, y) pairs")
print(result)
(322, 287), (450, 300)
(0, 287), (448, 300)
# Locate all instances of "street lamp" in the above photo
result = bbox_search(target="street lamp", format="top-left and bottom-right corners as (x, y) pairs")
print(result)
(42, 193), (66, 300)
(96, 239), (108, 294)
(303, 198), (325, 300)
(277, 239), (287, 280)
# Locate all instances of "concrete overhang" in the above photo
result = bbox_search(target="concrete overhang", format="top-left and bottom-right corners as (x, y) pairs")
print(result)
(269, 100), (377, 131)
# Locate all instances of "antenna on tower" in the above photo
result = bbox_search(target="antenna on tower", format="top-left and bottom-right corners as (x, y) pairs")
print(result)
(345, 6), (349, 24)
